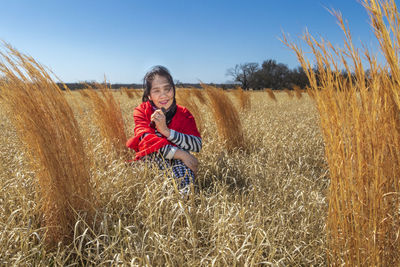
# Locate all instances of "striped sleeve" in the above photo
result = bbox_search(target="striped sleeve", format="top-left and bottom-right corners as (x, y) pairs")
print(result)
(140, 133), (177, 159)
(158, 144), (178, 160)
(167, 129), (202, 152)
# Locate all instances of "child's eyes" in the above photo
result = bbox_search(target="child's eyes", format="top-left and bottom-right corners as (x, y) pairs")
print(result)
(151, 86), (172, 94)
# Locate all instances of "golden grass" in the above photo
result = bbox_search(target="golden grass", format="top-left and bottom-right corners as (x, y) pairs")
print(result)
(176, 88), (205, 134)
(233, 87), (251, 110)
(283, 0), (400, 264)
(132, 88), (143, 99)
(265, 88), (277, 102)
(78, 88), (89, 98)
(304, 86), (315, 100)
(202, 84), (246, 151)
(191, 87), (207, 105)
(283, 88), (294, 98)
(83, 83), (128, 157)
(293, 85), (303, 99)
(0, 43), (94, 246)
(121, 87), (134, 99)
(1, 89), (328, 265)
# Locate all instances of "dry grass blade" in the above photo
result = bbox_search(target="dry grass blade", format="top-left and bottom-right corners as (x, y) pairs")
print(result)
(0, 42), (94, 247)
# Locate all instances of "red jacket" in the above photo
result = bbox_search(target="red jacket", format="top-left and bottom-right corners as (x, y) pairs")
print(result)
(126, 101), (201, 160)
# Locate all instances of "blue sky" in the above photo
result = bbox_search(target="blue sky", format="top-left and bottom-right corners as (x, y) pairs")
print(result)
(0, 0), (383, 83)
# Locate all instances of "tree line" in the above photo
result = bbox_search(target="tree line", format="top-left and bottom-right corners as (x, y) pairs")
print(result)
(226, 59), (310, 90)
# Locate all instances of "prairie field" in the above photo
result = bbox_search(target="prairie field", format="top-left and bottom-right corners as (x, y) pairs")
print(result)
(0, 90), (329, 265)
(2, 1), (399, 265)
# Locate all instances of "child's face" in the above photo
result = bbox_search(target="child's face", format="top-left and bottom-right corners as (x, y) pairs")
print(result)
(149, 75), (174, 109)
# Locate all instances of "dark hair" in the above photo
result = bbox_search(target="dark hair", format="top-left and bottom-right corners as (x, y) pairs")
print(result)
(142, 65), (176, 102)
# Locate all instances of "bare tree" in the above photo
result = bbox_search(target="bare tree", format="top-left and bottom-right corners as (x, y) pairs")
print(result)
(226, 63), (259, 90)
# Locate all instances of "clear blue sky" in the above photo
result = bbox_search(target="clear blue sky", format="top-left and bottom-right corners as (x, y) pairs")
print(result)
(0, 0), (383, 83)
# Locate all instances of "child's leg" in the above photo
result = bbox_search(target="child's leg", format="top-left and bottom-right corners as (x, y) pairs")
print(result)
(171, 159), (195, 193)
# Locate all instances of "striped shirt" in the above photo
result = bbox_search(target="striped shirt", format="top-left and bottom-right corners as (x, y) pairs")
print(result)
(141, 129), (202, 159)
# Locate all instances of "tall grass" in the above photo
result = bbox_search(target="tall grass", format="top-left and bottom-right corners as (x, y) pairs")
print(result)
(283, 88), (294, 98)
(121, 87), (134, 99)
(84, 83), (127, 157)
(0, 84), (328, 265)
(284, 0), (400, 264)
(234, 87), (251, 110)
(0, 43), (94, 246)
(202, 84), (245, 151)
(293, 85), (303, 99)
(133, 88), (143, 99)
(191, 87), (207, 105)
(176, 88), (205, 134)
(265, 88), (277, 102)
(304, 86), (315, 99)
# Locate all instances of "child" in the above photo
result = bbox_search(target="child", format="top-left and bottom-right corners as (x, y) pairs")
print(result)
(126, 66), (202, 193)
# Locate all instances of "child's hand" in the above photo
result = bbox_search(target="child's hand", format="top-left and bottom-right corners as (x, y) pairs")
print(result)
(151, 109), (170, 137)
(174, 149), (199, 174)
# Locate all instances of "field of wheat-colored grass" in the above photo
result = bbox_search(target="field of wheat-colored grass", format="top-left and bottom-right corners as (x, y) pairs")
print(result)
(3, 0), (399, 265)
(0, 87), (328, 265)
